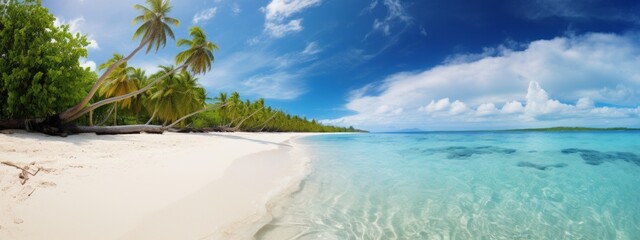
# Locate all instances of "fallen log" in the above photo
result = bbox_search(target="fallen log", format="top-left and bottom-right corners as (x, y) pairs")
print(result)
(73, 125), (165, 135)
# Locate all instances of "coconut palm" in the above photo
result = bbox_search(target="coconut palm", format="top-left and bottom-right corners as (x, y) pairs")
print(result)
(60, 0), (179, 122)
(65, 26), (218, 122)
(175, 71), (206, 115)
(145, 65), (180, 124)
(214, 92), (228, 125)
(133, 0), (180, 53)
(175, 26), (218, 74)
(129, 68), (148, 119)
(97, 54), (138, 126)
(225, 92), (241, 127)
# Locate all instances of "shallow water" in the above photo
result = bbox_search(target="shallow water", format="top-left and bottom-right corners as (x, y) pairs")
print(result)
(256, 132), (640, 240)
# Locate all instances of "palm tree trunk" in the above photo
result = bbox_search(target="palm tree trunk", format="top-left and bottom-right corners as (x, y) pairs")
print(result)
(258, 112), (278, 132)
(163, 103), (228, 129)
(89, 110), (93, 127)
(63, 63), (186, 123)
(59, 39), (149, 121)
(146, 109), (158, 125)
(97, 104), (116, 126)
(114, 102), (118, 126)
(233, 107), (264, 130)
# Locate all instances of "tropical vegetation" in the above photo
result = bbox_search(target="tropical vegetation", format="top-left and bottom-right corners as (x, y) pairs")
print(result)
(0, 0), (362, 134)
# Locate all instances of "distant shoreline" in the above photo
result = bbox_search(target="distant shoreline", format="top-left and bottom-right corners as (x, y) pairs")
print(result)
(381, 127), (640, 133)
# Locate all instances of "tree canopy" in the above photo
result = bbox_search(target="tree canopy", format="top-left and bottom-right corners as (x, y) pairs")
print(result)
(0, 0), (95, 119)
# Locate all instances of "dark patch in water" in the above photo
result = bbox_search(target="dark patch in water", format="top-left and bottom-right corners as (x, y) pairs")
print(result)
(517, 161), (568, 171)
(423, 146), (517, 159)
(561, 148), (640, 166)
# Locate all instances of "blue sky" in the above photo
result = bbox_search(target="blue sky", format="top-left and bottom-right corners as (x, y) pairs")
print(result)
(46, 0), (640, 131)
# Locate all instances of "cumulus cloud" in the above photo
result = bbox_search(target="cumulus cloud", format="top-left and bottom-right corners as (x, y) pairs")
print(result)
(193, 7), (217, 24)
(262, 0), (321, 38)
(323, 33), (640, 131)
(79, 59), (96, 71)
(54, 16), (100, 50)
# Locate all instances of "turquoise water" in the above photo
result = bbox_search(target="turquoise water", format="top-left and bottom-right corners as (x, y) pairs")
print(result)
(256, 132), (640, 239)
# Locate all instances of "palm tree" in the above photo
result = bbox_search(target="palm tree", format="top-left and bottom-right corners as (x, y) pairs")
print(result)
(129, 68), (148, 120)
(145, 65), (180, 124)
(65, 26), (217, 122)
(175, 71), (206, 116)
(133, 0), (180, 53)
(144, 67), (206, 126)
(60, 0), (179, 122)
(225, 92), (241, 127)
(97, 54), (138, 126)
(175, 26), (219, 74)
(214, 92), (228, 125)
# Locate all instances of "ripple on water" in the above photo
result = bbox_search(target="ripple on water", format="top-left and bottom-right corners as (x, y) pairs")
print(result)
(256, 133), (640, 239)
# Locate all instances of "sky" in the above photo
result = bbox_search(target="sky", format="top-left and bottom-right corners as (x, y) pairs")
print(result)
(45, 0), (640, 131)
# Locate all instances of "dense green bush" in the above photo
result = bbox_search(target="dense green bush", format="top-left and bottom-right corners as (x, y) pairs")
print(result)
(0, 0), (94, 119)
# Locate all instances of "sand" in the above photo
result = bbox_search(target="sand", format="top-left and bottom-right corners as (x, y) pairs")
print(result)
(0, 131), (316, 240)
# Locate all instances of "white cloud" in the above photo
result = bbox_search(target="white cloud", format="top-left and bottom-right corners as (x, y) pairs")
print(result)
(261, 0), (321, 38)
(476, 103), (498, 116)
(519, 0), (640, 24)
(449, 100), (468, 115)
(419, 98), (450, 113)
(524, 81), (570, 115)
(419, 26), (427, 36)
(242, 72), (306, 100)
(87, 40), (99, 50)
(192, 7), (217, 24)
(323, 33), (640, 131)
(302, 41), (322, 55)
(264, 19), (303, 38)
(79, 59), (96, 71)
(501, 101), (524, 114)
(54, 16), (100, 50)
(369, 0), (411, 36)
(231, 3), (241, 15)
(201, 50), (311, 100)
(576, 97), (594, 109)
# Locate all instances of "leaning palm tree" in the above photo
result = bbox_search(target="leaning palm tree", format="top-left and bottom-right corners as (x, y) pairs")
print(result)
(145, 65), (181, 124)
(214, 92), (228, 125)
(175, 71), (207, 115)
(63, 26), (217, 123)
(175, 26), (218, 74)
(97, 54), (138, 126)
(129, 68), (148, 120)
(60, 0), (179, 122)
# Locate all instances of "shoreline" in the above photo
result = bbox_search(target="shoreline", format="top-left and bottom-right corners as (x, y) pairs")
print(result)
(0, 131), (320, 240)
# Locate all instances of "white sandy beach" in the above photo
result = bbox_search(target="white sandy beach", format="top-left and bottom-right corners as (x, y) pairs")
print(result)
(0, 131), (316, 240)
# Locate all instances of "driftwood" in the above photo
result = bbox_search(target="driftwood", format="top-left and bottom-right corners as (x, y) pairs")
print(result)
(1, 161), (41, 185)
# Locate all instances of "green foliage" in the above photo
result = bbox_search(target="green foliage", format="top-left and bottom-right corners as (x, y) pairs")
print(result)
(189, 92), (365, 133)
(132, 0), (180, 53)
(176, 26), (218, 75)
(0, 0), (94, 119)
(145, 66), (206, 124)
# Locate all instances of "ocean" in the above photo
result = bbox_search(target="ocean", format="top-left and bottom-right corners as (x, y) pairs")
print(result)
(256, 131), (640, 239)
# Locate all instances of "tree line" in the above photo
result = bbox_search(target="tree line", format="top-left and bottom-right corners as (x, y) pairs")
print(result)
(0, 0), (363, 135)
